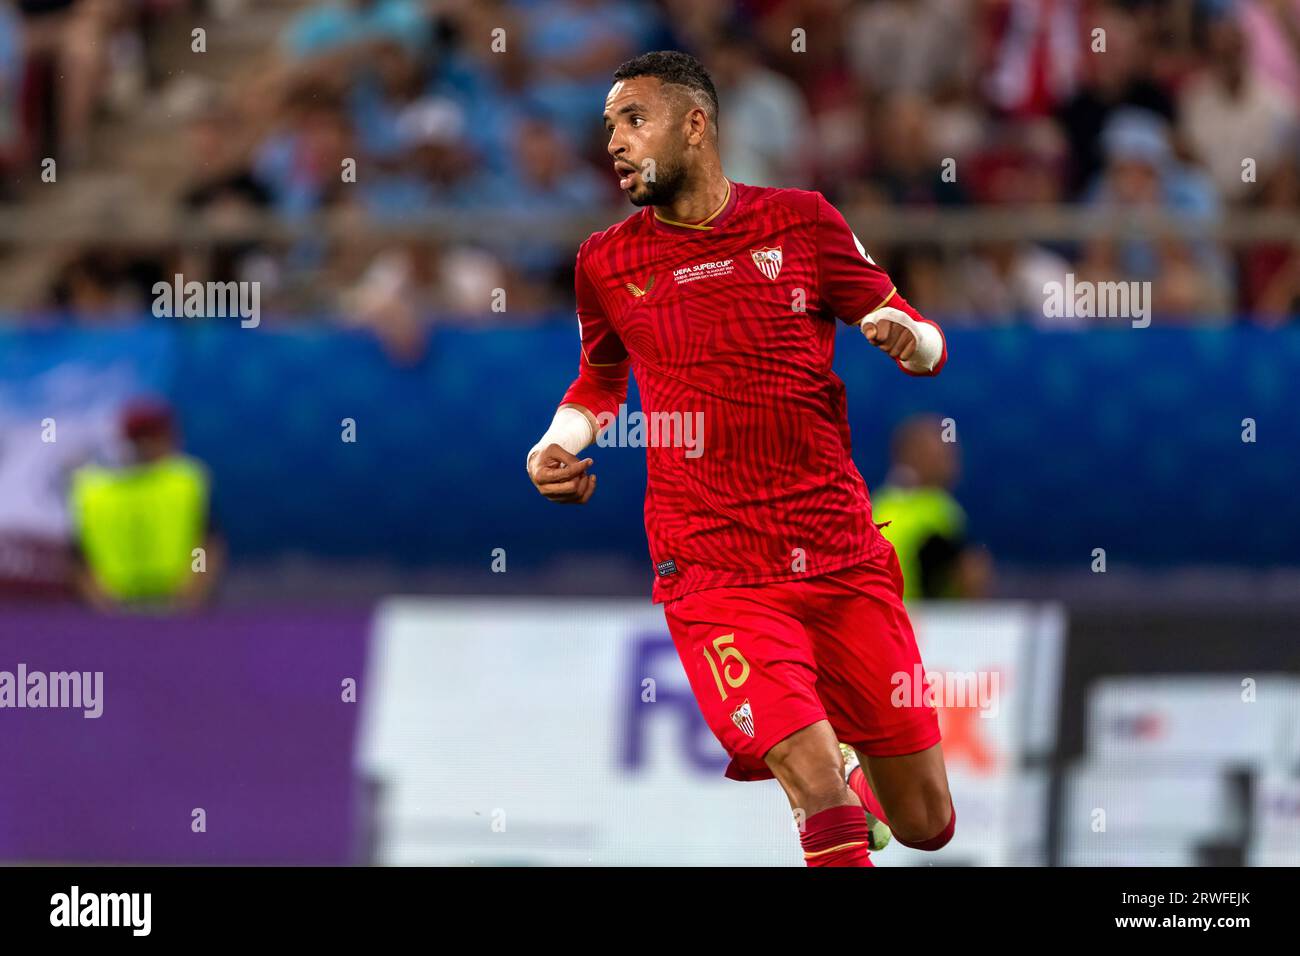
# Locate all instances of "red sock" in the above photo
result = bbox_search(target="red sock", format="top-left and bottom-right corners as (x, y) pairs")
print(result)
(847, 766), (889, 826)
(799, 804), (874, 867)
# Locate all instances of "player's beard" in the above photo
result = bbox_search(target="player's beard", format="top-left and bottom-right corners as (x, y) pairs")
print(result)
(628, 156), (688, 208)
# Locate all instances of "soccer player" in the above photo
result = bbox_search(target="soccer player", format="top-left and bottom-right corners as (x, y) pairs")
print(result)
(526, 51), (955, 867)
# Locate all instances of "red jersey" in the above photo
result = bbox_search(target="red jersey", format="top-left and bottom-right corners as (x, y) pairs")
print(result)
(559, 180), (946, 603)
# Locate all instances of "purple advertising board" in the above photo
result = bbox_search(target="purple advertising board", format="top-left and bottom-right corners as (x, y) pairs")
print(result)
(0, 605), (373, 864)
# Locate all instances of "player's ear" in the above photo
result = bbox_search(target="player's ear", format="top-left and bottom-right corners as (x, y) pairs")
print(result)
(685, 106), (707, 145)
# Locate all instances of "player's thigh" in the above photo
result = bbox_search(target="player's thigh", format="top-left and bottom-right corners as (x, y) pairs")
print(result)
(855, 743), (953, 840)
(803, 557), (941, 757)
(663, 583), (826, 781)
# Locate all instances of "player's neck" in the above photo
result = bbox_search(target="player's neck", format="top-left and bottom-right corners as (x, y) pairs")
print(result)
(654, 173), (731, 229)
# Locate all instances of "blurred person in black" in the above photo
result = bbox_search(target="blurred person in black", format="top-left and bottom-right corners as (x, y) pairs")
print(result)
(871, 414), (992, 600)
(68, 400), (224, 612)
(180, 102), (275, 287)
(45, 245), (171, 320)
(1055, 1), (1177, 198)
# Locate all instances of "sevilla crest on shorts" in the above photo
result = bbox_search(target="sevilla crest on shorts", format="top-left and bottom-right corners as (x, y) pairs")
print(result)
(750, 246), (783, 281)
(731, 698), (756, 738)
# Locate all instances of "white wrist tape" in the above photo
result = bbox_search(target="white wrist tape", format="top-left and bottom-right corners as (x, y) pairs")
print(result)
(526, 405), (596, 471)
(860, 306), (943, 373)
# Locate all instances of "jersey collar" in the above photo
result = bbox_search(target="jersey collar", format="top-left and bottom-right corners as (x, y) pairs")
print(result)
(649, 179), (738, 236)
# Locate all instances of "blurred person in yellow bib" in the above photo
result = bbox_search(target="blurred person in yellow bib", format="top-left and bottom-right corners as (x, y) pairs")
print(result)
(69, 401), (223, 612)
(872, 414), (991, 601)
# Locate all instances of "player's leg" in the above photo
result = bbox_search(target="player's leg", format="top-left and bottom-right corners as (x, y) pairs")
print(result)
(764, 719), (856, 816)
(764, 720), (875, 867)
(663, 584), (874, 866)
(803, 547), (956, 852)
(850, 743), (955, 849)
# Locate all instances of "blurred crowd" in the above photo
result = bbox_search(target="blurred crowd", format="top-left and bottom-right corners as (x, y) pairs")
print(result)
(0, 0), (1298, 340)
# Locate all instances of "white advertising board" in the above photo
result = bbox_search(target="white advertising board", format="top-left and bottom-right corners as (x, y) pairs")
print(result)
(1086, 675), (1300, 767)
(356, 599), (1064, 866)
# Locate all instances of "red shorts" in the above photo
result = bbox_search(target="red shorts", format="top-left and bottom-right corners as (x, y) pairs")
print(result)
(663, 545), (941, 781)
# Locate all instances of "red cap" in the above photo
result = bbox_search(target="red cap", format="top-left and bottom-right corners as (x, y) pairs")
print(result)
(121, 400), (174, 443)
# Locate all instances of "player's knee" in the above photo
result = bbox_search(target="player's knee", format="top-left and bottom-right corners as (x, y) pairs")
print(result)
(788, 777), (851, 818)
(767, 745), (848, 815)
(890, 791), (955, 849)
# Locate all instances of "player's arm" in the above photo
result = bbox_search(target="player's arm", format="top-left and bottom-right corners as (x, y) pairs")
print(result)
(815, 193), (946, 376)
(527, 244), (630, 505)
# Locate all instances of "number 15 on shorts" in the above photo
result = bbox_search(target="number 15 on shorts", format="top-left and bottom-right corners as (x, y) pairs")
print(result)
(702, 633), (751, 700)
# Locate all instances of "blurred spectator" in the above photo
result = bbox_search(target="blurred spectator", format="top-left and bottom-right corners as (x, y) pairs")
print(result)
(984, 0), (1084, 117)
(867, 94), (969, 206)
(180, 102), (274, 286)
(282, 0), (427, 61)
(16, 0), (114, 166)
(1180, 5), (1299, 203)
(708, 30), (811, 187)
(892, 245), (970, 318)
(487, 115), (604, 282)
(1241, 155), (1300, 320)
(872, 414), (992, 600)
(1239, 0), (1300, 106)
(658, 0), (731, 54)
(347, 39), (434, 161)
(364, 96), (483, 215)
(970, 117), (1069, 204)
(511, 115), (604, 208)
(182, 104), (271, 214)
(46, 245), (171, 320)
(959, 240), (1076, 325)
(1084, 107), (1232, 316)
(952, 117), (1076, 323)
(1055, 2), (1177, 198)
(0, 1), (20, 192)
(847, 0), (973, 98)
(520, 0), (659, 144)
(341, 244), (430, 364)
(254, 85), (358, 220)
(69, 400), (223, 612)
(925, 84), (988, 173)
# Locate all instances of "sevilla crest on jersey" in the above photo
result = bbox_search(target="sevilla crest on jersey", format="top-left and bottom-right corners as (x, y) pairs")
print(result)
(750, 246), (783, 281)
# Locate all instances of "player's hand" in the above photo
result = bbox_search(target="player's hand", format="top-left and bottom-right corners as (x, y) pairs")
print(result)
(862, 315), (917, 363)
(528, 443), (597, 504)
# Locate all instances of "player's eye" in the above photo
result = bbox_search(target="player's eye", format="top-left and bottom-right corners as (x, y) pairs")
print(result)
(631, 116), (644, 127)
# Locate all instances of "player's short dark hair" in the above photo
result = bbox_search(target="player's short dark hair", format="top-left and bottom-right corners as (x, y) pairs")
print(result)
(612, 51), (719, 129)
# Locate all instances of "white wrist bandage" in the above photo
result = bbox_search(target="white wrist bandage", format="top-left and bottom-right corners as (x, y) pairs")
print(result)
(526, 405), (596, 471)
(860, 306), (943, 373)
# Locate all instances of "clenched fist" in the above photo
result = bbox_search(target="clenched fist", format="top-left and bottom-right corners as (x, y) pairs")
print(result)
(862, 313), (918, 363)
(528, 443), (598, 505)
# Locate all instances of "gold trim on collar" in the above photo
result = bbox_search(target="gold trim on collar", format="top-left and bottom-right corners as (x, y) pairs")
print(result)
(654, 180), (731, 230)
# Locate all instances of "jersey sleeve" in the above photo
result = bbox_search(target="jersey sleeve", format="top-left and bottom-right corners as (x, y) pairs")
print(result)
(559, 241), (631, 422)
(814, 193), (947, 376)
